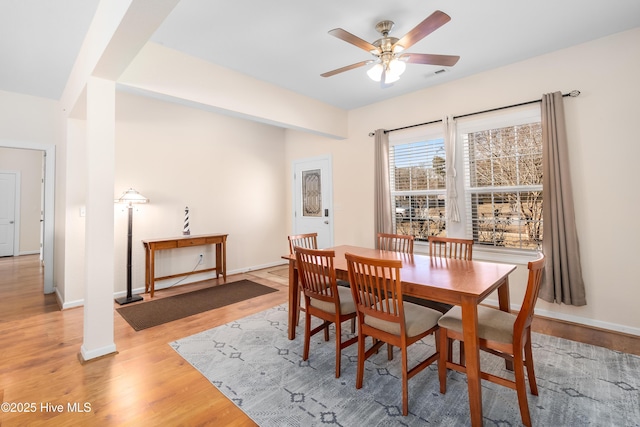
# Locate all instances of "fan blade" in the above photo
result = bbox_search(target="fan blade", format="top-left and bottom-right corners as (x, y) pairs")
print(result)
(393, 10), (451, 51)
(328, 28), (379, 53)
(321, 60), (371, 77)
(399, 53), (460, 67)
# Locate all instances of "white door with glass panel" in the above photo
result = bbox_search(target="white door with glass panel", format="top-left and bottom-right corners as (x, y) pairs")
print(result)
(293, 156), (334, 249)
(0, 172), (17, 257)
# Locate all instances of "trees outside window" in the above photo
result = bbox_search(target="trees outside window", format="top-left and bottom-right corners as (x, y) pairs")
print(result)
(462, 107), (543, 250)
(388, 105), (542, 251)
(390, 135), (446, 241)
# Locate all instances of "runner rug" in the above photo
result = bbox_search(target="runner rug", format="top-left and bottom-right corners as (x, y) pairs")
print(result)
(116, 280), (278, 331)
(171, 304), (639, 426)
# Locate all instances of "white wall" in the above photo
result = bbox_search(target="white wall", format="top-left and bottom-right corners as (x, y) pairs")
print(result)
(61, 91), (290, 306)
(111, 91), (288, 295)
(286, 28), (640, 335)
(118, 43), (348, 140)
(0, 89), (58, 141)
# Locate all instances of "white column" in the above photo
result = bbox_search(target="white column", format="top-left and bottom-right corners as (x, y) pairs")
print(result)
(80, 77), (117, 361)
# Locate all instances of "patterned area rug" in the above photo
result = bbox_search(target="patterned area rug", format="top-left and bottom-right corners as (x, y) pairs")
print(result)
(171, 304), (639, 426)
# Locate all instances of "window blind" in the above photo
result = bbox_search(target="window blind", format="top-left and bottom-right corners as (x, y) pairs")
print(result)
(389, 131), (447, 241)
(461, 111), (543, 250)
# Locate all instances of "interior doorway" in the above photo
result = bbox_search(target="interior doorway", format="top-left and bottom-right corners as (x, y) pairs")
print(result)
(0, 141), (55, 294)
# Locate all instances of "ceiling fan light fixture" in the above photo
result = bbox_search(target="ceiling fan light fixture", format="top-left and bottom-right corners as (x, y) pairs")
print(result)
(367, 63), (383, 82)
(389, 58), (406, 76)
(321, 10), (459, 85)
(384, 70), (400, 84)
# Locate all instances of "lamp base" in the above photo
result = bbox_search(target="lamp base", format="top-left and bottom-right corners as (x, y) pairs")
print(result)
(115, 294), (144, 305)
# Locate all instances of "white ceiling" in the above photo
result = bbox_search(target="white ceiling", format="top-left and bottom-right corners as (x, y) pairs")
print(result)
(2, 0), (640, 110)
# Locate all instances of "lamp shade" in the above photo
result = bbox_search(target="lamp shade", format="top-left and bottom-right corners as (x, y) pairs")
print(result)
(367, 63), (383, 82)
(116, 188), (149, 205)
(388, 59), (406, 77)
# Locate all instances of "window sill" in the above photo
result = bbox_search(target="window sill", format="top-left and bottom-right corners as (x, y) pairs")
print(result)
(414, 242), (540, 265)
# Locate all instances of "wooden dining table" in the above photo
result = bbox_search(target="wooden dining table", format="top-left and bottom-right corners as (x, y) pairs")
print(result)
(282, 244), (517, 427)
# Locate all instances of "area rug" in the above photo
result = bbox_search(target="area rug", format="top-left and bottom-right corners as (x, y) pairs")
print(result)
(171, 304), (640, 426)
(117, 280), (278, 331)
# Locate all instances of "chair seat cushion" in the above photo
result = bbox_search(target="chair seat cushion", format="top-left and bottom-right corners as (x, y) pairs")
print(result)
(365, 302), (441, 338)
(309, 286), (356, 315)
(437, 305), (516, 343)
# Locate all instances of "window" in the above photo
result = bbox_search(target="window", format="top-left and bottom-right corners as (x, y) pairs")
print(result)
(386, 105), (542, 252)
(461, 106), (543, 250)
(389, 126), (446, 241)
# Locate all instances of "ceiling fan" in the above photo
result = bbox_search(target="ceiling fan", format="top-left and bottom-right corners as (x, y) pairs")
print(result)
(320, 10), (460, 86)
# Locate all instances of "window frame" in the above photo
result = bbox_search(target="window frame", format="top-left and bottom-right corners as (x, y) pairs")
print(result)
(388, 125), (446, 242)
(385, 105), (543, 262)
(458, 105), (543, 254)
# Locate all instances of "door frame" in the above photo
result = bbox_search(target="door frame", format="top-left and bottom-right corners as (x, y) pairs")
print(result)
(292, 154), (334, 248)
(0, 140), (55, 294)
(0, 171), (20, 256)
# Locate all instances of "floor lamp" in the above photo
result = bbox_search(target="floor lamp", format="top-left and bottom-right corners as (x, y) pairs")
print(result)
(115, 188), (148, 305)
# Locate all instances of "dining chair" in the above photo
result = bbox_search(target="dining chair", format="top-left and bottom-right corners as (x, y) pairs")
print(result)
(346, 252), (441, 416)
(377, 232), (414, 254)
(288, 232), (318, 255)
(376, 232), (414, 351)
(428, 236), (473, 260)
(295, 246), (358, 378)
(414, 236), (474, 315)
(437, 254), (545, 427)
(288, 232), (318, 325)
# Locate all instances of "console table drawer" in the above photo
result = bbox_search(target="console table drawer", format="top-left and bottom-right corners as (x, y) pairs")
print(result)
(177, 237), (208, 247)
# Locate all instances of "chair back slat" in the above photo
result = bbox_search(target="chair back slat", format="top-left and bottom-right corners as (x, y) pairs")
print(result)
(377, 233), (414, 254)
(295, 247), (337, 304)
(515, 254), (546, 334)
(428, 236), (473, 260)
(346, 252), (404, 327)
(288, 232), (318, 254)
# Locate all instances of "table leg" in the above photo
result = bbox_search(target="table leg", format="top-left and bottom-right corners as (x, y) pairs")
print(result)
(144, 244), (150, 294)
(497, 277), (514, 371)
(288, 260), (299, 340)
(149, 247), (156, 298)
(461, 297), (483, 427)
(497, 277), (511, 313)
(215, 243), (222, 279)
(222, 240), (226, 281)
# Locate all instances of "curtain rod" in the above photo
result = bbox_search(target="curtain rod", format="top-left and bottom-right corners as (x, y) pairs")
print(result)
(368, 90), (581, 136)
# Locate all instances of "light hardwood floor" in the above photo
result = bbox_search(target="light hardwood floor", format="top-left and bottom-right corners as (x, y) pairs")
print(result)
(1, 254), (289, 426)
(1, 255), (638, 426)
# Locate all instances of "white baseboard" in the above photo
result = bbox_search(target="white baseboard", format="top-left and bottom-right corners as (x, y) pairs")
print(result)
(19, 250), (41, 256)
(66, 261), (289, 309)
(483, 297), (640, 337)
(80, 343), (117, 361)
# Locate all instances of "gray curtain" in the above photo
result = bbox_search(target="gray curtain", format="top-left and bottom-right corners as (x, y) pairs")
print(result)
(374, 129), (393, 244)
(540, 91), (586, 306)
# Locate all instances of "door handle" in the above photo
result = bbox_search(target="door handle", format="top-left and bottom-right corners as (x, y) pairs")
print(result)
(9, 221), (14, 224)
(324, 220), (329, 224)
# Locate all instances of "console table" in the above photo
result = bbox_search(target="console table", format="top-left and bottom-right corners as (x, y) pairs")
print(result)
(142, 234), (227, 297)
